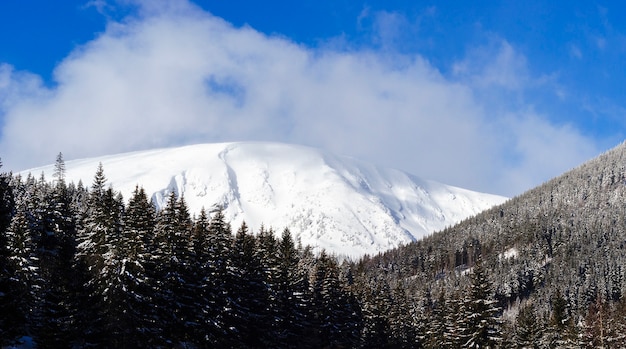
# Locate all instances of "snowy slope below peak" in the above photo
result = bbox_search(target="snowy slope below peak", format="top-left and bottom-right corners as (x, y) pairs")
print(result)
(22, 142), (507, 258)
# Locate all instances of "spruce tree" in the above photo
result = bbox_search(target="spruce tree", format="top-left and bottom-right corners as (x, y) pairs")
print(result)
(312, 251), (361, 348)
(74, 163), (122, 345)
(53, 152), (66, 184)
(104, 186), (155, 347)
(273, 228), (312, 347)
(0, 160), (16, 345)
(425, 289), (448, 348)
(189, 208), (212, 343)
(38, 155), (81, 347)
(0, 158), (13, 233)
(514, 301), (543, 349)
(3, 209), (37, 343)
(150, 191), (196, 345)
(359, 279), (392, 348)
(229, 222), (271, 348)
(463, 259), (502, 348)
(443, 291), (467, 348)
(202, 207), (233, 345)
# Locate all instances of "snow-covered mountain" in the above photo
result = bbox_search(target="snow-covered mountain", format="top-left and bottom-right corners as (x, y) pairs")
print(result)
(23, 142), (507, 258)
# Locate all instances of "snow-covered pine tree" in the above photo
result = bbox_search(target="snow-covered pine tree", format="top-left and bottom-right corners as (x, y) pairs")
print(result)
(273, 228), (312, 347)
(19, 172), (76, 347)
(189, 207), (212, 342)
(359, 278), (392, 348)
(201, 206), (233, 346)
(228, 222), (271, 347)
(311, 251), (363, 348)
(425, 289), (448, 348)
(514, 301), (543, 349)
(3, 208), (37, 343)
(52, 152), (66, 184)
(76, 163), (110, 272)
(0, 160), (17, 346)
(387, 282), (423, 348)
(172, 194), (199, 345)
(74, 163), (124, 345)
(103, 186), (155, 347)
(443, 290), (467, 348)
(40, 153), (81, 346)
(0, 160), (13, 233)
(463, 259), (502, 348)
(150, 191), (198, 345)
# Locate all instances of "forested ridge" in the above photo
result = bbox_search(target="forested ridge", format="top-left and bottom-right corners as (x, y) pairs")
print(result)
(3, 141), (626, 348)
(363, 140), (626, 347)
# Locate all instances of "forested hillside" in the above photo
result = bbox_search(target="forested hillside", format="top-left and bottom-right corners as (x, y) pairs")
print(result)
(3, 141), (626, 347)
(0, 159), (365, 348)
(362, 140), (626, 347)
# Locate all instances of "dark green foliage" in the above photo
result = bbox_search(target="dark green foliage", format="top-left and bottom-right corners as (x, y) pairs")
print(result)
(272, 228), (313, 347)
(0, 161), (14, 344)
(201, 206), (234, 345)
(2, 209), (34, 343)
(228, 222), (272, 347)
(103, 186), (155, 347)
(150, 191), (197, 346)
(464, 260), (502, 348)
(0, 159), (13, 233)
(514, 301), (543, 348)
(312, 251), (363, 348)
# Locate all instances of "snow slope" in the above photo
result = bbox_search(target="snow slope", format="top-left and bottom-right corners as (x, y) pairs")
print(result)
(22, 142), (507, 258)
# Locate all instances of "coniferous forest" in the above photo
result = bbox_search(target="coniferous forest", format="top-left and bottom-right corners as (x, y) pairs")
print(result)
(4, 142), (626, 348)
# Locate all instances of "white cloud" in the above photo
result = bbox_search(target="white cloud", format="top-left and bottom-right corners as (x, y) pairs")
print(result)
(0, 1), (601, 196)
(495, 112), (600, 195)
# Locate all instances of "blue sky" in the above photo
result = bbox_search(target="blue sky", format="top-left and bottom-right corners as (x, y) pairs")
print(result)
(0, 0), (624, 196)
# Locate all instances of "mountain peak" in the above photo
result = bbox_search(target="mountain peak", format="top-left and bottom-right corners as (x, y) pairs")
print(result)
(23, 142), (507, 258)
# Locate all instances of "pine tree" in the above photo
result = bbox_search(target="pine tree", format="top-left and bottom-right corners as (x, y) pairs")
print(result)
(201, 207), (233, 345)
(442, 292), (467, 348)
(53, 152), (66, 184)
(189, 208), (212, 343)
(312, 251), (362, 348)
(74, 163), (123, 345)
(103, 186), (155, 347)
(463, 259), (502, 348)
(0, 160), (17, 345)
(359, 278), (392, 348)
(150, 191), (197, 346)
(272, 228), (312, 347)
(388, 283), (422, 348)
(514, 301), (543, 349)
(173, 195), (202, 346)
(547, 289), (579, 347)
(425, 289), (449, 348)
(0, 159), (14, 233)
(37, 154), (81, 347)
(228, 222), (271, 348)
(3, 208), (37, 343)
(257, 225), (279, 318)
(77, 163), (111, 271)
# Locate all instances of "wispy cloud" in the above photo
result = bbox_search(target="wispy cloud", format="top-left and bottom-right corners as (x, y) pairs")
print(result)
(569, 44), (583, 59)
(0, 1), (601, 196)
(452, 40), (529, 91)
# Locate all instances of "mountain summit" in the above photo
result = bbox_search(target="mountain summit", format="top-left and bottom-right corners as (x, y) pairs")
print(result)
(24, 142), (506, 257)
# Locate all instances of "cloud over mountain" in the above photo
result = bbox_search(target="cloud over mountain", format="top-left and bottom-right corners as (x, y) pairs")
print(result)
(0, 0), (600, 196)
